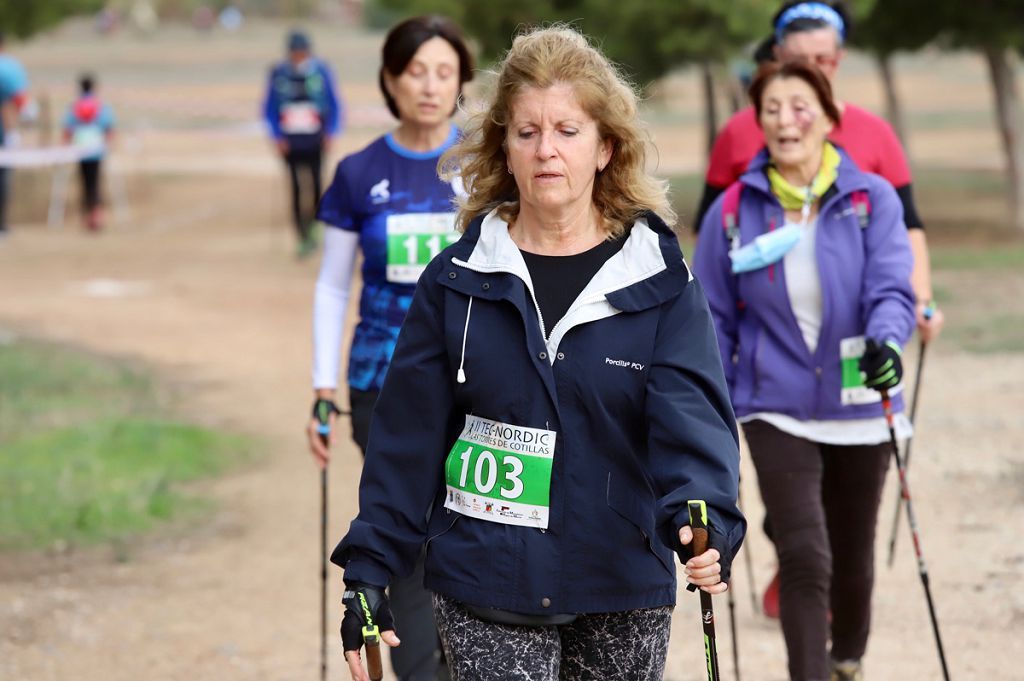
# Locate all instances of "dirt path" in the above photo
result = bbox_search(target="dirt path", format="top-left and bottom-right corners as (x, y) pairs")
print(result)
(3, 172), (1022, 681)
(2, 20), (1022, 681)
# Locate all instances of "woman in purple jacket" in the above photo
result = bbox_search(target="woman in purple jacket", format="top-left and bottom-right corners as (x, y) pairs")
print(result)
(693, 60), (915, 681)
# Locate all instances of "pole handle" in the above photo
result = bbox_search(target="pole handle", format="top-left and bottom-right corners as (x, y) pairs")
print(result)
(366, 640), (383, 681)
(314, 399), (333, 447)
(688, 500), (710, 555)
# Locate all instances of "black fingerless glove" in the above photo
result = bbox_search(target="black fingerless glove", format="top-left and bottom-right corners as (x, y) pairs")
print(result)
(859, 339), (903, 392)
(340, 583), (395, 652)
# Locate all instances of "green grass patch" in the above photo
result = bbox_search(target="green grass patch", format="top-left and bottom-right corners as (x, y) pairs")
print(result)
(946, 315), (1024, 354)
(0, 341), (155, 440)
(0, 339), (250, 551)
(930, 245), (1024, 271)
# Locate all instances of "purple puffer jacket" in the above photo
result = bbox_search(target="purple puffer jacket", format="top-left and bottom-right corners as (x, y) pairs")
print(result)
(692, 148), (915, 421)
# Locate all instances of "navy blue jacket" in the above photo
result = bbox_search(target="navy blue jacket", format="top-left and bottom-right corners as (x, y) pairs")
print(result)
(262, 58), (342, 151)
(333, 209), (745, 615)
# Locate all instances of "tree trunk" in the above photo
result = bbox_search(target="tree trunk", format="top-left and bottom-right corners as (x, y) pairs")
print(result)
(714, 62), (743, 115)
(876, 52), (909, 149)
(983, 46), (1024, 232)
(701, 61), (718, 159)
(39, 92), (53, 147)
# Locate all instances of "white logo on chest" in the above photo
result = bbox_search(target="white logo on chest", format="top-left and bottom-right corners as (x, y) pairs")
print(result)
(605, 357), (644, 372)
(370, 178), (390, 204)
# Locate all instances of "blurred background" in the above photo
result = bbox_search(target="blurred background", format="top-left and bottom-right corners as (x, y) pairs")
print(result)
(1, 1), (1022, 680)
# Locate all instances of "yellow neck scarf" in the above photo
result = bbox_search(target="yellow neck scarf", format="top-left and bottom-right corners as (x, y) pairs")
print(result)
(766, 142), (841, 210)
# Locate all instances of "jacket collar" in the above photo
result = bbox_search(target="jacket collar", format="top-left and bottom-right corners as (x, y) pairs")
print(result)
(740, 145), (870, 200)
(445, 208), (691, 314)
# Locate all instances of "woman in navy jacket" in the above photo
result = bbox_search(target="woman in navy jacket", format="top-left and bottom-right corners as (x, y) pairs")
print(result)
(334, 26), (745, 681)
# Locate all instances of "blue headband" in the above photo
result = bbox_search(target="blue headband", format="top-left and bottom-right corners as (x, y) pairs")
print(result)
(775, 3), (846, 43)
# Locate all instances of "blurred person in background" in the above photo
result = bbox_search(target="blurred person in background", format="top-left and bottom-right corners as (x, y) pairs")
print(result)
(0, 30), (29, 237)
(694, 60), (915, 681)
(263, 30), (342, 258)
(304, 15), (474, 681)
(694, 1), (943, 345)
(63, 73), (116, 232)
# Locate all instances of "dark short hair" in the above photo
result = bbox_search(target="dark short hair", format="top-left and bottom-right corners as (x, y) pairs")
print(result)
(79, 73), (95, 94)
(288, 30), (311, 52)
(749, 59), (841, 126)
(378, 15), (474, 120)
(753, 35), (777, 66)
(773, 1), (852, 45)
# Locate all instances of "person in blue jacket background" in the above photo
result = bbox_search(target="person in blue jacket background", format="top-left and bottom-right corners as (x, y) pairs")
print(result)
(693, 60), (915, 681)
(263, 30), (342, 257)
(333, 26), (744, 681)
(0, 31), (29, 236)
(63, 73), (116, 232)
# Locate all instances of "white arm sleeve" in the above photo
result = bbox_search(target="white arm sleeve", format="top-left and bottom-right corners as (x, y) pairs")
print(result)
(312, 228), (360, 389)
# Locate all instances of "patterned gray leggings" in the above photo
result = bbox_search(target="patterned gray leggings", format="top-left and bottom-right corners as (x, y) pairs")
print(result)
(432, 593), (673, 681)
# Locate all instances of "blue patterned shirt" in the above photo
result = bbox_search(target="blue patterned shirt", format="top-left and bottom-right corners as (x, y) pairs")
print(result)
(317, 126), (461, 391)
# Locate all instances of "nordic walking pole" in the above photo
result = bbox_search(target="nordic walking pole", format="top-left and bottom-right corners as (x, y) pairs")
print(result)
(314, 408), (331, 681)
(880, 389), (951, 681)
(726, 580), (740, 681)
(886, 304), (933, 567)
(313, 400), (348, 680)
(736, 483), (758, 615)
(320, 467), (328, 681)
(688, 500), (722, 681)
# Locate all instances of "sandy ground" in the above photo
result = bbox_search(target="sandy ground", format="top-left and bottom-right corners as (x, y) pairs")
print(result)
(2, 18), (1023, 681)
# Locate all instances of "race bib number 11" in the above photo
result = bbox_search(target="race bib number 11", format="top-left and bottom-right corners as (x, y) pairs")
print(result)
(386, 212), (459, 284)
(444, 415), (555, 529)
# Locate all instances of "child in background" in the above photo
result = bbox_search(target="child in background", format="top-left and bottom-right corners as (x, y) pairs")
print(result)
(63, 74), (115, 232)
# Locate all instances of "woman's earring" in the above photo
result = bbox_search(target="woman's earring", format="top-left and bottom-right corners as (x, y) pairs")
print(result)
(507, 167), (513, 174)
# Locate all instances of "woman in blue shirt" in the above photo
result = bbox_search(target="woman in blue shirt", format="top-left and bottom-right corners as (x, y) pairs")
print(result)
(304, 15), (473, 681)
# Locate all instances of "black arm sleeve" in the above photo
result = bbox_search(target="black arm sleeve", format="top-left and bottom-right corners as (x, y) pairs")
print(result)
(895, 183), (924, 231)
(693, 183), (726, 235)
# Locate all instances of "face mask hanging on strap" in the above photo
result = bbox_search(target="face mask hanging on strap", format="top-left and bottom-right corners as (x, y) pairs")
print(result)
(729, 142), (841, 274)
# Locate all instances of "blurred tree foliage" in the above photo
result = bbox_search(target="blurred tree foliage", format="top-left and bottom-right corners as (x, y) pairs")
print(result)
(857, 0), (1024, 230)
(372, 0), (776, 86)
(0, 0), (104, 39)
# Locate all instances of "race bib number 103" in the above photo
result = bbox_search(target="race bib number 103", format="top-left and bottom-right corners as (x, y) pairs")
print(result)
(444, 415), (555, 529)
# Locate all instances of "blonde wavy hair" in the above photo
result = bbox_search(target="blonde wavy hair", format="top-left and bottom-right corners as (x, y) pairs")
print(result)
(440, 25), (676, 236)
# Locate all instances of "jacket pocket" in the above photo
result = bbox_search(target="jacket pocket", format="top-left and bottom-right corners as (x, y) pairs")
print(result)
(606, 475), (676, 578)
(424, 510), (460, 560)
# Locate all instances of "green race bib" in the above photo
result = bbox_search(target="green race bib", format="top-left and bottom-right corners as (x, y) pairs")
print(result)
(386, 212), (459, 284)
(839, 336), (876, 405)
(444, 415), (555, 529)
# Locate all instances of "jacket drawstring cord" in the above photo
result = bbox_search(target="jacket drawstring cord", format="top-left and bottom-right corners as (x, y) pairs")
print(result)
(457, 296), (473, 384)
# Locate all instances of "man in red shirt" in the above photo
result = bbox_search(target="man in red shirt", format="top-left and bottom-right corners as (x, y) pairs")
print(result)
(695, 0), (944, 342)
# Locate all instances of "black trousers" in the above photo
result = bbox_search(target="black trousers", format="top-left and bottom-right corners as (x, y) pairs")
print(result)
(743, 420), (891, 681)
(79, 159), (102, 211)
(284, 147), (322, 242)
(351, 388), (446, 681)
